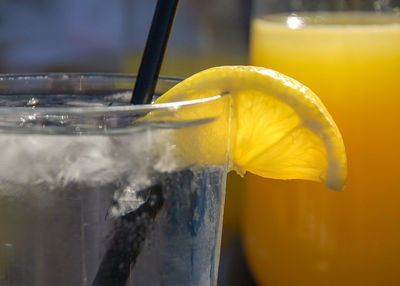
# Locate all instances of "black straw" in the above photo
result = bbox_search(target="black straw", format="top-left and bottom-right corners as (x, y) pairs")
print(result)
(92, 184), (164, 286)
(92, 1), (180, 285)
(131, 0), (180, 104)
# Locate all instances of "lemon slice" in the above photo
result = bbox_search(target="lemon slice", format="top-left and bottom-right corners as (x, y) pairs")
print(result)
(155, 66), (347, 191)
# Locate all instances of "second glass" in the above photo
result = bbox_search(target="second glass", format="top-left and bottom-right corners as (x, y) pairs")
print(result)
(243, 1), (400, 285)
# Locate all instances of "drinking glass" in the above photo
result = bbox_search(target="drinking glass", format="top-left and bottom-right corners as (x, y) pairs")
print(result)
(0, 74), (231, 286)
(243, 1), (400, 285)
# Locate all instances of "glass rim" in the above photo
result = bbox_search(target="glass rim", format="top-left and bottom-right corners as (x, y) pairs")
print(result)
(0, 73), (228, 135)
(256, 11), (400, 26)
(0, 73), (224, 114)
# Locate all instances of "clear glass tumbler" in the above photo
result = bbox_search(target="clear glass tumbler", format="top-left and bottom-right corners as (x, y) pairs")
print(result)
(0, 74), (231, 286)
(243, 1), (400, 285)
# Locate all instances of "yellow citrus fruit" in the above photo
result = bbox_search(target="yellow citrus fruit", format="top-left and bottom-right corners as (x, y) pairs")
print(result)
(154, 65), (346, 191)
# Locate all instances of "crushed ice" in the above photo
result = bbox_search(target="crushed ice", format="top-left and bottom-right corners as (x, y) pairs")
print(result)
(0, 128), (181, 200)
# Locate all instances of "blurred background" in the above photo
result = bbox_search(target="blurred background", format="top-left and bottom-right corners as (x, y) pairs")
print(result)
(0, 0), (255, 285)
(0, 0), (250, 75)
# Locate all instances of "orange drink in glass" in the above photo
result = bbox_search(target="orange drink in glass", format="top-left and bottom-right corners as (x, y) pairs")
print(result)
(244, 7), (400, 286)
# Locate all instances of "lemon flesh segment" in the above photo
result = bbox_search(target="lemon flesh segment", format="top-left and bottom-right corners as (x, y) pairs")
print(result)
(155, 66), (347, 191)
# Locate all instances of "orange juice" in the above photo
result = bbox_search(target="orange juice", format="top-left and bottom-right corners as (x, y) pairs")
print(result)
(243, 13), (400, 286)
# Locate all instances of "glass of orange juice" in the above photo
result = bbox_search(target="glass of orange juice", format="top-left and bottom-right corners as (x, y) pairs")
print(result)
(243, 0), (400, 285)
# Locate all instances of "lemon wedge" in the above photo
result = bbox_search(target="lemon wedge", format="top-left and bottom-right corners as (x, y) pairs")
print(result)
(154, 66), (346, 191)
